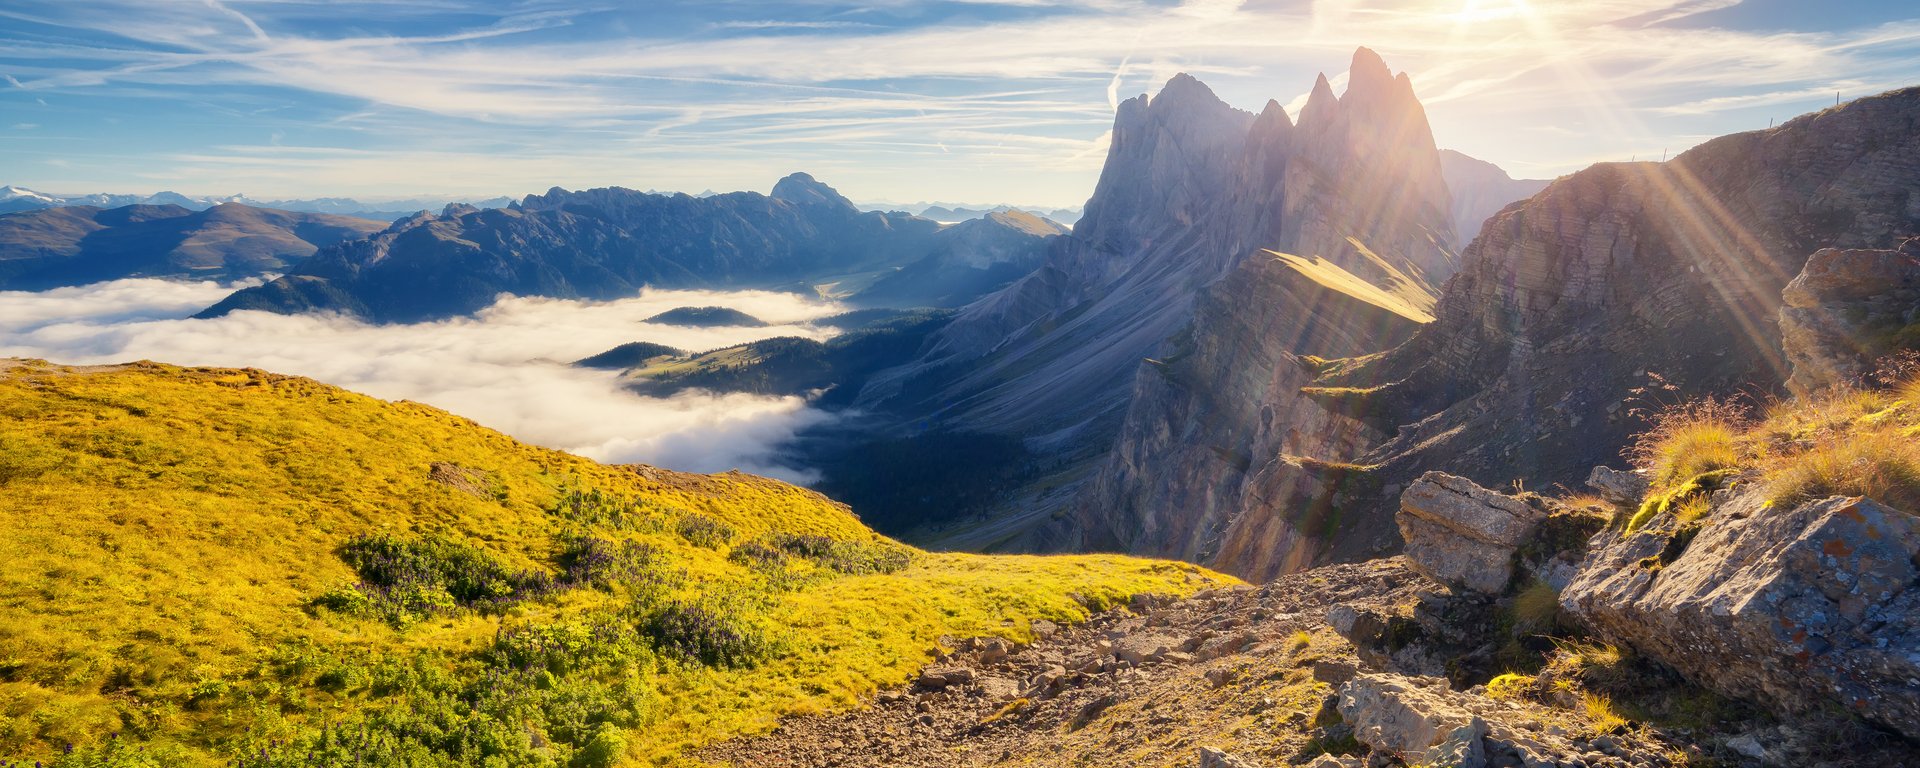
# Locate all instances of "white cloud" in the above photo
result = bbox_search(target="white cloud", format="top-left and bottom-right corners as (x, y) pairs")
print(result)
(0, 279), (847, 482)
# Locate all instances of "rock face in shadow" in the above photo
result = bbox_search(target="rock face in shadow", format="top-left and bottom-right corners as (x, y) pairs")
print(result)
(200, 175), (1059, 323)
(1563, 489), (1920, 741)
(0, 202), (385, 290)
(1778, 240), (1920, 395)
(865, 49), (1459, 553)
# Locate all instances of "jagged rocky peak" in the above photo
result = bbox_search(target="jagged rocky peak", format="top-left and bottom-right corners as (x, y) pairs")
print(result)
(1078, 73), (1256, 248)
(770, 172), (856, 210)
(1297, 72), (1341, 129)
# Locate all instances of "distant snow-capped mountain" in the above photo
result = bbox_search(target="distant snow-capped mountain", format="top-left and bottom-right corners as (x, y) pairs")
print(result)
(0, 185), (514, 221)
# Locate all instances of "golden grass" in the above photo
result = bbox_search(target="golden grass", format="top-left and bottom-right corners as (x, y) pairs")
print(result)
(1765, 432), (1920, 514)
(1485, 673), (1533, 702)
(1621, 371), (1920, 532)
(1582, 692), (1629, 733)
(1645, 421), (1742, 488)
(0, 360), (1231, 766)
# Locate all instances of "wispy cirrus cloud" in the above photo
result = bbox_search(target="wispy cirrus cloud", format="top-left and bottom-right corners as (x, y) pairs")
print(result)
(0, 0), (1916, 202)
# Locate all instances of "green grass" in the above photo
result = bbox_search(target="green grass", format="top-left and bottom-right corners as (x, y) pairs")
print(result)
(0, 360), (1230, 766)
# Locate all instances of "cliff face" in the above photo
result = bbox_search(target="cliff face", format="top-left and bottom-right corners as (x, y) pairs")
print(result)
(865, 51), (1457, 550)
(862, 73), (1265, 450)
(1151, 85), (1920, 580)
(1063, 49), (1457, 569)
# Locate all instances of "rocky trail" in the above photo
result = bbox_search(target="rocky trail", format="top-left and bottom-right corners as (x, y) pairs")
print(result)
(703, 467), (1920, 768)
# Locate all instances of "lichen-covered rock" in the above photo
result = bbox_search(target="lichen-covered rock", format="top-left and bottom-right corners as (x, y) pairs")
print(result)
(1398, 472), (1546, 593)
(1561, 491), (1920, 739)
(1779, 242), (1920, 396)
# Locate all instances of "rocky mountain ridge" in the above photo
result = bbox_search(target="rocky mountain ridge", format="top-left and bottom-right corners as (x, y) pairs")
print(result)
(1071, 81), (1920, 581)
(199, 174), (1059, 322)
(0, 202), (386, 290)
(857, 50), (1464, 548)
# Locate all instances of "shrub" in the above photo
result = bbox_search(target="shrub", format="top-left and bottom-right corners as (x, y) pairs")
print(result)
(557, 536), (669, 594)
(1582, 692), (1628, 733)
(1510, 582), (1562, 635)
(633, 598), (774, 669)
(675, 513), (734, 548)
(550, 486), (681, 531)
(327, 534), (556, 624)
(1766, 433), (1920, 514)
(762, 533), (915, 575)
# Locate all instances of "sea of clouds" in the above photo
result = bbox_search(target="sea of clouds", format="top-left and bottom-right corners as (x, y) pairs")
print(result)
(0, 278), (849, 481)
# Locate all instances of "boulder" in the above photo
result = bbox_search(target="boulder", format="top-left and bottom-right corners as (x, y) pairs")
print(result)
(1112, 633), (1182, 665)
(1197, 746), (1260, 768)
(1336, 674), (1488, 768)
(1561, 491), (1920, 740)
(1779, 243), (1920, 396)
(917, 665), (976, 689)
(1584, 466), (1648, 506)
(1398, 472), (1547, 594)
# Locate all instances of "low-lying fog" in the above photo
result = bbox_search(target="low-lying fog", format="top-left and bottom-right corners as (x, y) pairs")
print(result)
(0, 278), (846, 481)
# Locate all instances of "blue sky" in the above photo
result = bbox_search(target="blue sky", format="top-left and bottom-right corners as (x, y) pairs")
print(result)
(2, 0), (1917, 207)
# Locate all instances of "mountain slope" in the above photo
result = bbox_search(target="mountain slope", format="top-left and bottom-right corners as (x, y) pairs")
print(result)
(0, 202), (386, 290)
(856, 210), (1070, 308)
(0, 358), (1221, 767)
(1438, 149), (1552, 249)
(202, 174), (1059, 323)
(859, 49), (1457, 548)
(1140, 83), (1920, 580)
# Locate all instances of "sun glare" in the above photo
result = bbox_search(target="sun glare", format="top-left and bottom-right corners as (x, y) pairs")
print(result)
(1454, 0), (1530, 24)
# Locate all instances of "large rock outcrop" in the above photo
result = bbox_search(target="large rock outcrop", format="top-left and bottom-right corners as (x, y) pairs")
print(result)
(1779, 240), (1920, 395)
(1562, 489), (1920, 741)
(1397, 472), (1546, 594)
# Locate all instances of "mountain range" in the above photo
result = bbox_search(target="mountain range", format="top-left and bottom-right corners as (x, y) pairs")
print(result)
(196, 174), (1063, 322)
(0, 202), (386, 290)
(0, 184), (514, 221)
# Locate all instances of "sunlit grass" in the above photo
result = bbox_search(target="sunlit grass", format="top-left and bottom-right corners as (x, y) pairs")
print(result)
(0, 360), (1231, 766)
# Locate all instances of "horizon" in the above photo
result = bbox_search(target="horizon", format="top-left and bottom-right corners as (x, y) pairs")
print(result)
(3, 1), (1918, 208)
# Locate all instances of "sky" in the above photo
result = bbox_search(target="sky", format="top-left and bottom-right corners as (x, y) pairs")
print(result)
(2, 0), (1918, 207)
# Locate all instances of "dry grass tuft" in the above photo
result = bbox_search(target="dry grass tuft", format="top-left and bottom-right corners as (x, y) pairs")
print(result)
(1766, 432), (1920, 514)
(1627, 397), (1750, 488)
(1583, 692), (1629, 733)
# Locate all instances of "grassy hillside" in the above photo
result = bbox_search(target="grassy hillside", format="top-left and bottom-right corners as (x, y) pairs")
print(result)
(0, 359), (1225, 767)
